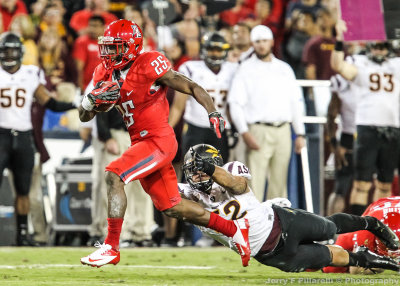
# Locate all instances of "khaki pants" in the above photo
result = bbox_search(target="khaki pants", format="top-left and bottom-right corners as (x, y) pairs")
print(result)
(89, 137), (108, 237)
(106, 129), (155, 242)
(247, 123), (292, 201)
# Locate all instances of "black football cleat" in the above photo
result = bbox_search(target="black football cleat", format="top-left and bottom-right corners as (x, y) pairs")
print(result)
(366, 216), (400, 250)
(355, 246), (400, 272)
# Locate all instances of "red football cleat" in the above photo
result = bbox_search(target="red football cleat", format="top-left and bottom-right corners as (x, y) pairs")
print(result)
(81, 242), (120, 268)
(232, 218), (251, 267)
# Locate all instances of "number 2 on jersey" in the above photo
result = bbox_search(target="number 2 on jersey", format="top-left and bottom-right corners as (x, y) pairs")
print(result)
(151, 55), (168, 75)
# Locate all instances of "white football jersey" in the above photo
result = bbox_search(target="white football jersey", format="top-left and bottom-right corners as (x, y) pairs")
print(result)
(178, 60), (238, 129)
(330, 74), (357, 135)
(350, 55), (400, 127)
(0, 65), (46, 131)
(179, 161), (275, 257)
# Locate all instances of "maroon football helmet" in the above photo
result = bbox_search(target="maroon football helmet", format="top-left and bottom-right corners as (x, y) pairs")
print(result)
(98, 19), (143, 70)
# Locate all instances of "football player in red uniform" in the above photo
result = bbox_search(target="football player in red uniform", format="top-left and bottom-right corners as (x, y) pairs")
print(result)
(323, 196), (400, 274)
(79, 20), (251, 267)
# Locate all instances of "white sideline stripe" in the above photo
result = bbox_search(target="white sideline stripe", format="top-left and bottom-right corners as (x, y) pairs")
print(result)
(125, 162), (157, 183)
(0, 264), (214, 270)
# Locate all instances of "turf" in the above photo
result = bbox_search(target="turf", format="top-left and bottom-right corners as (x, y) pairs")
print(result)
(0, 247), (398, 286)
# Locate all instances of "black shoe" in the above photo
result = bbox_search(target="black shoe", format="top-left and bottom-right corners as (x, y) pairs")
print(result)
(16, 235), (39, 246)
(86, 235), (103, 247)
(134, 239), (155, 247)
(367, 216), (400, 250)
(160, 238), (177, 247)
(355, 246), (400, 272)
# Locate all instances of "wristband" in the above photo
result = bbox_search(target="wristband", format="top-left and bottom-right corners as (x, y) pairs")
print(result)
(81, 96), (94, 111)
(340, 133), (354, 149)
(334, 41), (344, 51)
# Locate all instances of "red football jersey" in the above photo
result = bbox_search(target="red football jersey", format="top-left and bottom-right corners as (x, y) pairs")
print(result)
(92, 51), (174, 141)
(323, 196), (400, 273)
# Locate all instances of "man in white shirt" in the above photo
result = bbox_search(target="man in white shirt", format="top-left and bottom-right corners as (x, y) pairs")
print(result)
(228, 25), (306, 202)
(0, 32), (76, 246)
(331, 20), (400, 215)
(180, 143), (400, 272)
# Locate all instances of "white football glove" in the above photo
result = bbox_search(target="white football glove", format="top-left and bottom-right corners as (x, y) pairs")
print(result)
(264, 198), (292, 208)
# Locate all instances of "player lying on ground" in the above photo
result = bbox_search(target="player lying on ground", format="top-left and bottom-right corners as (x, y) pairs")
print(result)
(179, 144), (400, 272)
(79, 20), (250, 268)
(324, 196), (400, 274)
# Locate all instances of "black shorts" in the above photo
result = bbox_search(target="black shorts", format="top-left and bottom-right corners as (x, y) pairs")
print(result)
(0, 128), (35, 196)
(182, 122), (229, 163)
(354, 125), (400, 183)
(254, 206), (335, 272)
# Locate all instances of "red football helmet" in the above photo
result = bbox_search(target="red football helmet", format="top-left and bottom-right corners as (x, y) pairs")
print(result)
(98, 19), (143, 70)
(375, 212), (400, 258)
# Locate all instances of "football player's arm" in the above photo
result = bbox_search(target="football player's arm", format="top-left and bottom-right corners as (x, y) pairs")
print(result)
(157, 69), (217, 114)
(34, 84), (76, 112)
(212, 166), (250, 196)
(331, 19), (358, 81)
(169, 91), (189, 128)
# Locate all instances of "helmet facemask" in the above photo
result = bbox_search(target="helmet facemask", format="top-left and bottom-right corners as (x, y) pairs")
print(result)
(182, 144), (224, 194)
(201, 32), (230, 70)
(98, 20), (143, 70)
(183, 158), (214, 194)
(367, 42), (391, 64)
(0, 33), (23, 72)
(99, 36), (136, 70)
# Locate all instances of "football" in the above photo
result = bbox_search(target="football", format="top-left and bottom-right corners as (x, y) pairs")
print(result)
(93, 81), (120, 112)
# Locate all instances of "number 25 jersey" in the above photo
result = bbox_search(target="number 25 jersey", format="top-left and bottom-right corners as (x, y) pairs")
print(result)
(92, 51), (173, 141)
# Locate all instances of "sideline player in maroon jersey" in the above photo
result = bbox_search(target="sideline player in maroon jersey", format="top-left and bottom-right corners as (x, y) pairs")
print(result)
(324, 196), (400, 274)
(79, 20), (251, 267)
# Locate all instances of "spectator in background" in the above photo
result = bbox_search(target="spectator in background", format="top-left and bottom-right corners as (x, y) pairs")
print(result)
(331, 20), (400, 215)
(0, 0), (27, 33)
(38, 27), (76, 87)
(326, 74), (357, 215)
(285, 0), (321, 30)
(73, 15), (104, 91)
(38, 2), (71, 45)
(228, 25), (305, 202)
(9, 14), (38, 66)
(69, 0), (117, 36)
(302, 7), (336, 81)
(283, 10), (316, 78)
(169, 0), (202, 59)
(123, 4), (157, 51)
(29, 0), (47, 28)
(219, 0), (254, 27)
(227, 22), (253, 63)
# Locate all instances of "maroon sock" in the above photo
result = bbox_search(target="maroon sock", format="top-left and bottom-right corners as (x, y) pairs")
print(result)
(207, 212), (237, 237)
(104, 218), (123, 250)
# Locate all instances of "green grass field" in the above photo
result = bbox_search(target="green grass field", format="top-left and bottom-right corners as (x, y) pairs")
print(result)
(0, 247), (398, 286)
